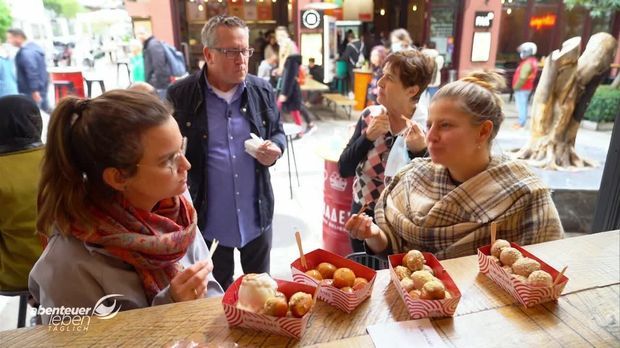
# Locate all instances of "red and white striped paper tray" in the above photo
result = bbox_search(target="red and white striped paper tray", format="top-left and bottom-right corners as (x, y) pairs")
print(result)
(221, 275), (318, 339)
(388, 253), (461, 319)
(290, 248), (376, 313)
(477, 243), (569, 307)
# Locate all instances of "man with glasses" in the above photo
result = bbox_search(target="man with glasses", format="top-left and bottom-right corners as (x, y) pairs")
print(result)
(167, 15), (285, 289)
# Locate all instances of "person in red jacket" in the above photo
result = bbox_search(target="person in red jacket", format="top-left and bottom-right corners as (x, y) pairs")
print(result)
(512, 42), (538, 129)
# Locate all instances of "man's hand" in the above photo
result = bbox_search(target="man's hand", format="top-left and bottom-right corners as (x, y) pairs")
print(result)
(170, 259), (214, 302)
(405, 119), (426, 153)
(256, 140), (282, 166)
(31, 91), (41, 104)
(277, 95), (287, 103)
(365, 113), (390, 142)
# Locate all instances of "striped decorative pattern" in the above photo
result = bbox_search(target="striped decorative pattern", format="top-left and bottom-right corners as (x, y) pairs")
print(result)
(291, 268), (374, 313)
(477, 243), (569, 307)
(388, 252), (461, 319)
(290, 249), (377, 313)
(221, 276), (317, 339)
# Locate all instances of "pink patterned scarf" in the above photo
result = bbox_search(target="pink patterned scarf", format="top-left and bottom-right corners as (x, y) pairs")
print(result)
(71, 195), (197, 301)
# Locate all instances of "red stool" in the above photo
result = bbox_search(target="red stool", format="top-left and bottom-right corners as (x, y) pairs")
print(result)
(53, 80), (76, 103)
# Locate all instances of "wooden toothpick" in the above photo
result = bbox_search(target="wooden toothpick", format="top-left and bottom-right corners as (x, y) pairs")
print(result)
(295, 231), (308, 270)
(552, 266), (568, 287)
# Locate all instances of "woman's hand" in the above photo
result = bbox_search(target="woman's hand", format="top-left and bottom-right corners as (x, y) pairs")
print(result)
(405, 120), (426, 153)
(365, 113), (390, 141)
(345, 213), (380, 240)
(170, 259), (214, 302)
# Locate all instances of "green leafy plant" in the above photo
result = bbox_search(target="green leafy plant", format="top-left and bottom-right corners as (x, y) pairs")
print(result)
(583, 85), (620, 122)
(43, 0), (82, 18)
(563, 0), (620, 18)
(0, 0), (11, 42)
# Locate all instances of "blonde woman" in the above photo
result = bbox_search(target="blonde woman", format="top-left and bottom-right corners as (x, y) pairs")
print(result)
(346, 72), (563, 259)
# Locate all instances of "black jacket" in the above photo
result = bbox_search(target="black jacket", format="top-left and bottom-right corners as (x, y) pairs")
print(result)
(279, 54), (302, 112)
(338, 111), (427, 178)
(143, 36), (171, 89)
(166, 67), (286, 234)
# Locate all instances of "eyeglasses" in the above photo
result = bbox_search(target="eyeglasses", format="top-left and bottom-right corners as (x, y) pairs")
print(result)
(136, 137), (187, 175)
(211, 47), (254, 59)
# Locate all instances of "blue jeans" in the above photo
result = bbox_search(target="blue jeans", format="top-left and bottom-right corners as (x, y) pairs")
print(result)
(156, 89), (167, 100)
(514, 90), (531, 127)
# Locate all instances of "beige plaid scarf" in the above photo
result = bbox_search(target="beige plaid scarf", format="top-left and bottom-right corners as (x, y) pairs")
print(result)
(374, 154), (564, 259)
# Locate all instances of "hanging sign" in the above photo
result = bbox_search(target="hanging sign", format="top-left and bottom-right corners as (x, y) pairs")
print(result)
(474, 11), (494, 29)
(529, 14), (556, 30)
(301, 9), (323, 30)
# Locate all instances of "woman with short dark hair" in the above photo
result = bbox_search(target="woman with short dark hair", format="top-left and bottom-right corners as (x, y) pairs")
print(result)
(338, 50), (435, 252)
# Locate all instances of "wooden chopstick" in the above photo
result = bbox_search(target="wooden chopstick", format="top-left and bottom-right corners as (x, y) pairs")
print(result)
(356, 203), (369, 215)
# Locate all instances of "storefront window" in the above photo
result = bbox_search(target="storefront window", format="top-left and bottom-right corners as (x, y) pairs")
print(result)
(527, 5), (560, 58)
(497, 5), (527, 65)
(429, 0), (458, 67)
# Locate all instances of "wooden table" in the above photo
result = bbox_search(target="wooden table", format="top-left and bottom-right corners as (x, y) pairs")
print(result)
(2, 231), (618, 347)
(300, 78), (329, 92)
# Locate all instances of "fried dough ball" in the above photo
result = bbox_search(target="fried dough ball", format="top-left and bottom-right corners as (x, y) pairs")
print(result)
(512, 257), (541, 277)
(316, 262), (337, 279)
(528, 270), (553, 287)
(499, 247), (522, 267)
(422, 265), (435, 275)
(394, 265), (412, 280)
(288, 292), (313, 318)
(411, 270), (435, 290)
(491, 239), (511, 258)
(352, 277), (369, 290)
(400, 277), (415, 292)
(332, 268), (356, 289)
(274, 291), (286, 299)
(420, 280), (446, 300)
(408, 289), (421, 299)
(340, 287), (354, 293)
(305, 269), (323, 281)
(263, 297), (288, 317)
(403, 250), (425, 271)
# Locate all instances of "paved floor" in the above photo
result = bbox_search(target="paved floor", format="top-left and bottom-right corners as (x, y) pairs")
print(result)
(0, 77), (613, 331)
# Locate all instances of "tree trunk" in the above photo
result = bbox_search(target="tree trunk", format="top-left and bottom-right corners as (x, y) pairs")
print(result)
(612, 73), (620, 88)
(513, 33), (618, 170)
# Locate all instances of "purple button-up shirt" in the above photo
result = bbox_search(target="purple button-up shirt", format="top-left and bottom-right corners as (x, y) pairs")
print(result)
(203, 81), (260, 248)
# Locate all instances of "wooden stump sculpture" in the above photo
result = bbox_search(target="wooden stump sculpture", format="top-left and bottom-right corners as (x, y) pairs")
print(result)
(513, 33), (618, 170)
